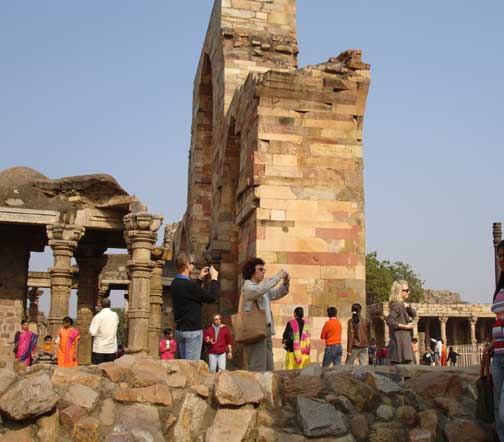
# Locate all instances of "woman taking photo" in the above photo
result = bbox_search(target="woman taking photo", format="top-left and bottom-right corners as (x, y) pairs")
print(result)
(491, 240), (504, 440)
(282, 307), (311, 370)
(386, 280), (416, 365)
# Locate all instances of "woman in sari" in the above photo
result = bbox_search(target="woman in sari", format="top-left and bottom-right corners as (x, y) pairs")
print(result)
(56, 316), (80, 367)
(282, 307), (311, 370)
(441, 340), (448, 366)
(13, 319), (38, 366)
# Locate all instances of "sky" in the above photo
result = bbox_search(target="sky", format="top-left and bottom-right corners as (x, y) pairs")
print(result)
(1, 1), (503, 314)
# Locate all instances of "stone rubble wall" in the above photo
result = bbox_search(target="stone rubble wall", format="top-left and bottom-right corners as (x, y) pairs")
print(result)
(0, 355), (494, 442)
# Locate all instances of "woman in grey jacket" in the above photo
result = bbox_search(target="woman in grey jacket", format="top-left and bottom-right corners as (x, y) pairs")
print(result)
(241, 257), (289, 371)
(386, 280), (416, 364)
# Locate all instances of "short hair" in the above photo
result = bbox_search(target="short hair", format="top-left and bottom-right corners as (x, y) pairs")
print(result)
(163, 328), (172, 336)
(327, 306), (337, 317)
(242, 257), (265, 280)
(101, 297), (111, 308)
(21, 319), (29, 326)
(389, 280), (408, 303)
(175, 252), (193, 273)
(213, 314), (222, 320)
(63, 316), (73, 325)
(44, 335), (52, 341)
(294, 307), (304, 318)
(351, 303), (362, 314)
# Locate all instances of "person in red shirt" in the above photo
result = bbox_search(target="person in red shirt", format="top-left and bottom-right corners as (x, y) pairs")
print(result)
(320, 306), (342, 367)
(204, 314), (232, 372)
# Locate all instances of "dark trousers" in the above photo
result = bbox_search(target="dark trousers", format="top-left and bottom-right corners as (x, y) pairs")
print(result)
(92, 352), (116, 365)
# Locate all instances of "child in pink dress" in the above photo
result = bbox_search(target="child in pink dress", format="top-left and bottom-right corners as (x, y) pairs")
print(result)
(159, 328), (177, 360)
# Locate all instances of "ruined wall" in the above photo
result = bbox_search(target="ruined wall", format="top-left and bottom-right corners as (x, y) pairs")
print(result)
(177, 0), (370, 368)
(0, 242), (29, 359)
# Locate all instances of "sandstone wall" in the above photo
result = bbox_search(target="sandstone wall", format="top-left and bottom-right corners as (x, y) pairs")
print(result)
(177, 0), (370, 368)
(0, 242), (29, 359)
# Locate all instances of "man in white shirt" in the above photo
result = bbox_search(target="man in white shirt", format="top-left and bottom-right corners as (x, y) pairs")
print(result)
(89, 297), (119, 364)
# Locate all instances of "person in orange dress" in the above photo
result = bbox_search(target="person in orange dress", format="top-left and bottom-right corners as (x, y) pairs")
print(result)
(56, 316), (80, 367)
(441, 340), (448, 366)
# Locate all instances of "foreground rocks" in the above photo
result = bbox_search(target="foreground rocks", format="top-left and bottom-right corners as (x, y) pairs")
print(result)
(0, 357), (495, 441)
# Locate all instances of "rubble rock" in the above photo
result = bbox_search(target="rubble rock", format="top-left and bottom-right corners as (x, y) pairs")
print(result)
(172, 393), (209, 442)
(0, 372), (58, 420)
(443, 419), (488, 442)
(214, 370), (264, 406)
(409, 428), (434, 442)
(0, 369), (17, 396)
(36, 410), (60, 442)
(72, 417), (102, 442)
(324, 373), (381, 412)
(369, 422), (408, 442)
(351, 414), (369, 440)
(353, 368), (404, 394)
(433, 397), (465, 417)
(405, 372), (463, 400)
(254, 371), (281, 408)
(191, 384), (210, 398)
(99, 398), (116, 426)
(396, 405), (417, 427)
(327, 394), (357, 414)
(51, 367), (102, 389)
(64, 383), (99, 410)
(206, 406), (257, 442)
(296, 396), (348, 437)
(114, 403), (164, 441)
(60, 405), (87, 428)
(0, 427), (34, 442)
(161, 359), (209, 385)
(284, 374), (327, 401)
(114, 384), (173, 407)
(418, 409), (438, 434)
(376, 404), (394, 421)
(99, 362), (126, 383)
(257, 426), (280, 442)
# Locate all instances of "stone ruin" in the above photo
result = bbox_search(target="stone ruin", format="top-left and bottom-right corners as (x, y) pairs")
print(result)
(0, 166), (167, 364)
(174, 0), (370, 367)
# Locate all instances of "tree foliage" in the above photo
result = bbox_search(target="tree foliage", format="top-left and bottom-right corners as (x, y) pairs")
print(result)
(366, 252), (424, 305)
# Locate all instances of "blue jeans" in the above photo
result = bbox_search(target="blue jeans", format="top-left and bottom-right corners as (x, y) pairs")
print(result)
(175, 329), (203, 360)
(322, 344), (342, 367)
(492, 353), (504, 441)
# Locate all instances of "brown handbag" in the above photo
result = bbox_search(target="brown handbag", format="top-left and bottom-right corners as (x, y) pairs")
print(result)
(231, 293), (267, 344)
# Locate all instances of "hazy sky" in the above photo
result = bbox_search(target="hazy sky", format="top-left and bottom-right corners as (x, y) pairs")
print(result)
(1, 1), (502, 314)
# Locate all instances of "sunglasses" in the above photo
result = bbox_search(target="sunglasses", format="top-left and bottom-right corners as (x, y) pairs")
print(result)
(402, 289), (410, 293)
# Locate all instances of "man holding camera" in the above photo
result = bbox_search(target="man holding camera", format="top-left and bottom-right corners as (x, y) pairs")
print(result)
(172, 253), (219, 360)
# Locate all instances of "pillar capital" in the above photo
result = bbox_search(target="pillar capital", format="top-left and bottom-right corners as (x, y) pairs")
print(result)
(47, 223), (85, 251)
(439, 316), (449, 323)
(124, 213), (163, 233)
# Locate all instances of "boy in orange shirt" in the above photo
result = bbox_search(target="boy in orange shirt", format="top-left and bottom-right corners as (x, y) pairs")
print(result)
(320, 306), (342, 367)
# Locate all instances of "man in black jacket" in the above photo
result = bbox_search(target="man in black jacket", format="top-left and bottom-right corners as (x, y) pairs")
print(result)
(171, 252), (219, 360)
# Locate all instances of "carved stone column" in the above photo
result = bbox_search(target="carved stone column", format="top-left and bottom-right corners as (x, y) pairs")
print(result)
(439, 316), (448, 344)
(149, 247), (166, 357)
(494, 222), (502, 288)
(468, 315), (478, 365)
(124, 213), (163, 354)
(28, 287), (43, 324)
(75, 246), (107, 365)
(381, 316), (390, 346)
(47, 223), (85, 337)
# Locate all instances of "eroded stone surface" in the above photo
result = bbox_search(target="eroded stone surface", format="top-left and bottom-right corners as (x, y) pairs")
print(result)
(206, 406), (257, 442)
(64, 384), (99, 411)
(114, 384), (173, 407)
(0, 372), (58, 420)
(172, 393), (209, 442)
(214, 370), (264, 406)
(296, 396), (348, 437)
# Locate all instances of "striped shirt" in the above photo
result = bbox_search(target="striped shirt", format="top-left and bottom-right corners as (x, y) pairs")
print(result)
(492, 289), (504, 354)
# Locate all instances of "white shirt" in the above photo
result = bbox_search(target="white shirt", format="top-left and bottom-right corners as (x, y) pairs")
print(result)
(89, 308), (119, 354)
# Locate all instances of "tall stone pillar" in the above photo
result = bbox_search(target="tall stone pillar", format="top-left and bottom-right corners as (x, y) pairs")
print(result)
(75, 246), (107, 365)
(469, 316), (478, 365)
(28, 287), (43, 324)
(494, 222), (502, 288)
(123, 213), (163, 354)
(47, 223), (84, 337)
(439, 316), (448, 344)
(149, 247), (166, 357)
